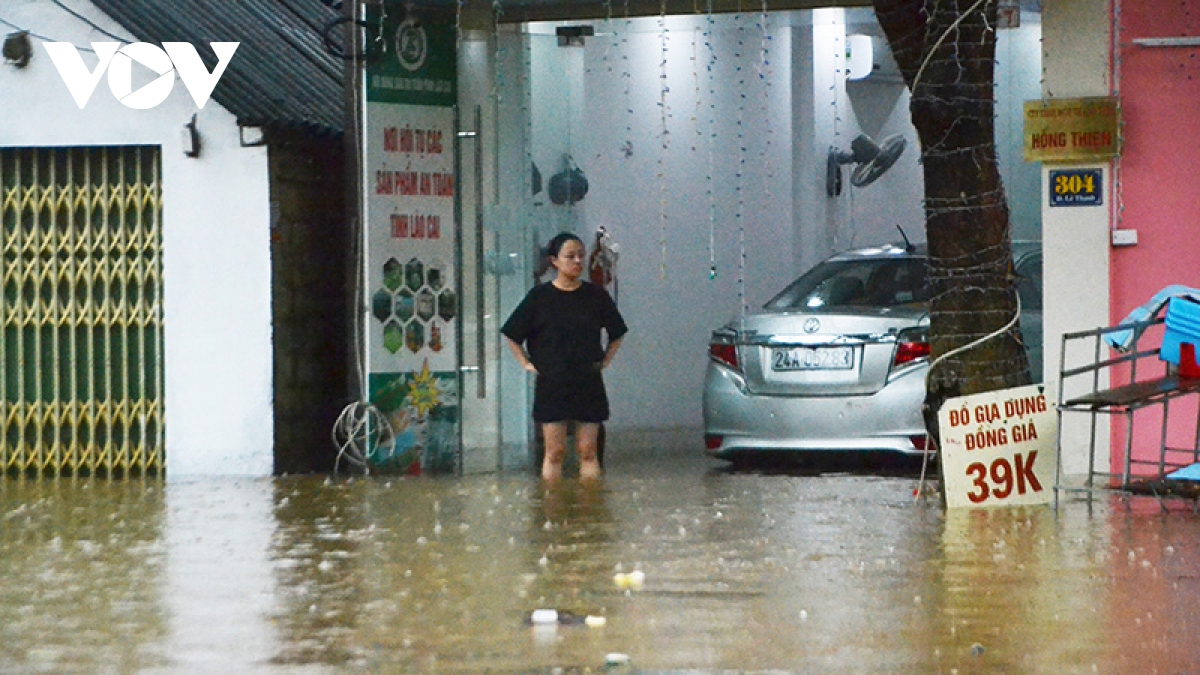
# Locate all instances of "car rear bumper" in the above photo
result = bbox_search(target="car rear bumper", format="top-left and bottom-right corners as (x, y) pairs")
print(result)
(702, 362), (930, 459)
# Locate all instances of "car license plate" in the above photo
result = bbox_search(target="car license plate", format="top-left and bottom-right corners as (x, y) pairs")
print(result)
(772, 346), (853, 371)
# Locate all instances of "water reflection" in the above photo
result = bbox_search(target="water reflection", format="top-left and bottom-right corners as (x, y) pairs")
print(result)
(526, 480), (615, 613)
(4, 453), (1200, 673)
(268, 477), (371, 667)
(0, 479), (168, 673)
(163, 479), (283, 671)
(1101, 498), (1200, 672)
(934, 506), (1110, 672)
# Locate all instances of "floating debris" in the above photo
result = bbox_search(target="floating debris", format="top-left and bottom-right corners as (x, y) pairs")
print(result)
(529, 609), (558, 624)
(605, 653), (631, 667)
(613, 570), (645, 590)
(524, 609), (601, 627)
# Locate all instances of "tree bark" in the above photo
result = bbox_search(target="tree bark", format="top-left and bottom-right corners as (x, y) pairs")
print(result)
(872, 0), (1032, 432)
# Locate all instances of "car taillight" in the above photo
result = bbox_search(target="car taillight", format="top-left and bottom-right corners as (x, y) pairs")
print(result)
(709, 342), (740, 371)
(893, 336), (930, 367)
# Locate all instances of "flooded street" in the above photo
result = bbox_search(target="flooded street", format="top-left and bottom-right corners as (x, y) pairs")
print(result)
(4, 442), (1200, 674)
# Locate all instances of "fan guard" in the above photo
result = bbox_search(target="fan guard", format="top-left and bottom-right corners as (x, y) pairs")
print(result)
(825, 133), (907, 196)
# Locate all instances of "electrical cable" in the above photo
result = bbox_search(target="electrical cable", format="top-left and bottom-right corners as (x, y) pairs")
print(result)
(911, 0), (990, 94)
(332, 401), (394, 472)
(0, 16), (115, 51)
(331, 0), (391, 475)
(915, 292), (1022, 501)
(899, 0), (1014, 499)
(321, 16), (380, 61)
(49, 0), (127, 42)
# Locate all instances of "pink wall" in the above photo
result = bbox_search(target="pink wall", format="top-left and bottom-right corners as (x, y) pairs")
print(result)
(1111, 1), (1200, 475)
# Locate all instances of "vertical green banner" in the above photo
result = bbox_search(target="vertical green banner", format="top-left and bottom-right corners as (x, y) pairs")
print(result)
(363, 3), (459, 474)
(366, 3), (457, 107)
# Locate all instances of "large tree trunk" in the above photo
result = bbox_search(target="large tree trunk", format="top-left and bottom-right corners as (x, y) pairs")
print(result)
(872, 1), (1032, 432)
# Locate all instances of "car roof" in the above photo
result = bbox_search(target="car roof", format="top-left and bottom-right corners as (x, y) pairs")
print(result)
(824, 242), (928, 263)
(825, 240), (1040, 264)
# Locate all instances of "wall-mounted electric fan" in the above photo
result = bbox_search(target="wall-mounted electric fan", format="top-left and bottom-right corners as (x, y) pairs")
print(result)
(825, 133), (907, 197)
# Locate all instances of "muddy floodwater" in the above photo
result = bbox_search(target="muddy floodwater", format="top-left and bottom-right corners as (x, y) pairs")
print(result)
(3, 446), (1200, 674)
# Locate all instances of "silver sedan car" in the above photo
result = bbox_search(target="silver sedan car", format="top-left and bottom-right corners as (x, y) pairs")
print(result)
(702, 242), (1042, 461)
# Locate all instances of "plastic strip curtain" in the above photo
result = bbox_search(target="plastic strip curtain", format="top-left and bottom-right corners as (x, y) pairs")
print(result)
(0, 147), (164, 476)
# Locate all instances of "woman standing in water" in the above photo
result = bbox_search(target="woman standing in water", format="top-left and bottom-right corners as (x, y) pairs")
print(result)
(501, 232), (628, 480)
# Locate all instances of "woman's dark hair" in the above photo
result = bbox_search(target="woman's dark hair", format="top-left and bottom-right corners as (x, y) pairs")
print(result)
(546, 232), (584, 258)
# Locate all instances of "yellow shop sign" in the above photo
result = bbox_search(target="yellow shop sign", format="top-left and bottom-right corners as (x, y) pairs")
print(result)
(1023, 97), (1121, 163)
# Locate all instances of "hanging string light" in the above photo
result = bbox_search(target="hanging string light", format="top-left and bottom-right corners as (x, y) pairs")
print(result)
(604, 0), (616, 73)
(503, 0), (532, 212)
(735, 11), (747, 315)
(492, 0), (519, 225)
(603, 0), (621, 157)
(691, 26), (702, 155)
(687, 21), (703, 271)
(705, 2), (718, 280)
(491, 0), (504, 108)
(891, 0), (1030, 394)
(690, 23), (707, 275)
(604, 1), (614, 102)
(623, 0), (633, 156)
(758, 1), (773, 273)
(830, 13), (844, 252)
(658, 0), (671, 279)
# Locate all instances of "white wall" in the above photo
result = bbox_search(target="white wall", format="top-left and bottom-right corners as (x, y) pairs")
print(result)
(0, 0), (274, 476)
(995, 11), (1046, 242)
(796, 8), (925, 275)
(525, 13), (796, 431)
(1041, 0), (1112, 476)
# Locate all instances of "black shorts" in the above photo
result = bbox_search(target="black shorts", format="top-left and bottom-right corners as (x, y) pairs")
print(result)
(533, 367), (609, 423)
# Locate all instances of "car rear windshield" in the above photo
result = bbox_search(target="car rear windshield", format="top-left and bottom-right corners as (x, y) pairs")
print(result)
(764, 257), (930, 310)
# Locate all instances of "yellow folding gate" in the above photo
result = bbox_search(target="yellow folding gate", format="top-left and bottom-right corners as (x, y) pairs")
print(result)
(0, 147), (164, 476)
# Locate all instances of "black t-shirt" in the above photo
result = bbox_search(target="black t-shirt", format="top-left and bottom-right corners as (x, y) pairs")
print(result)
(501, 282), (628, 378)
